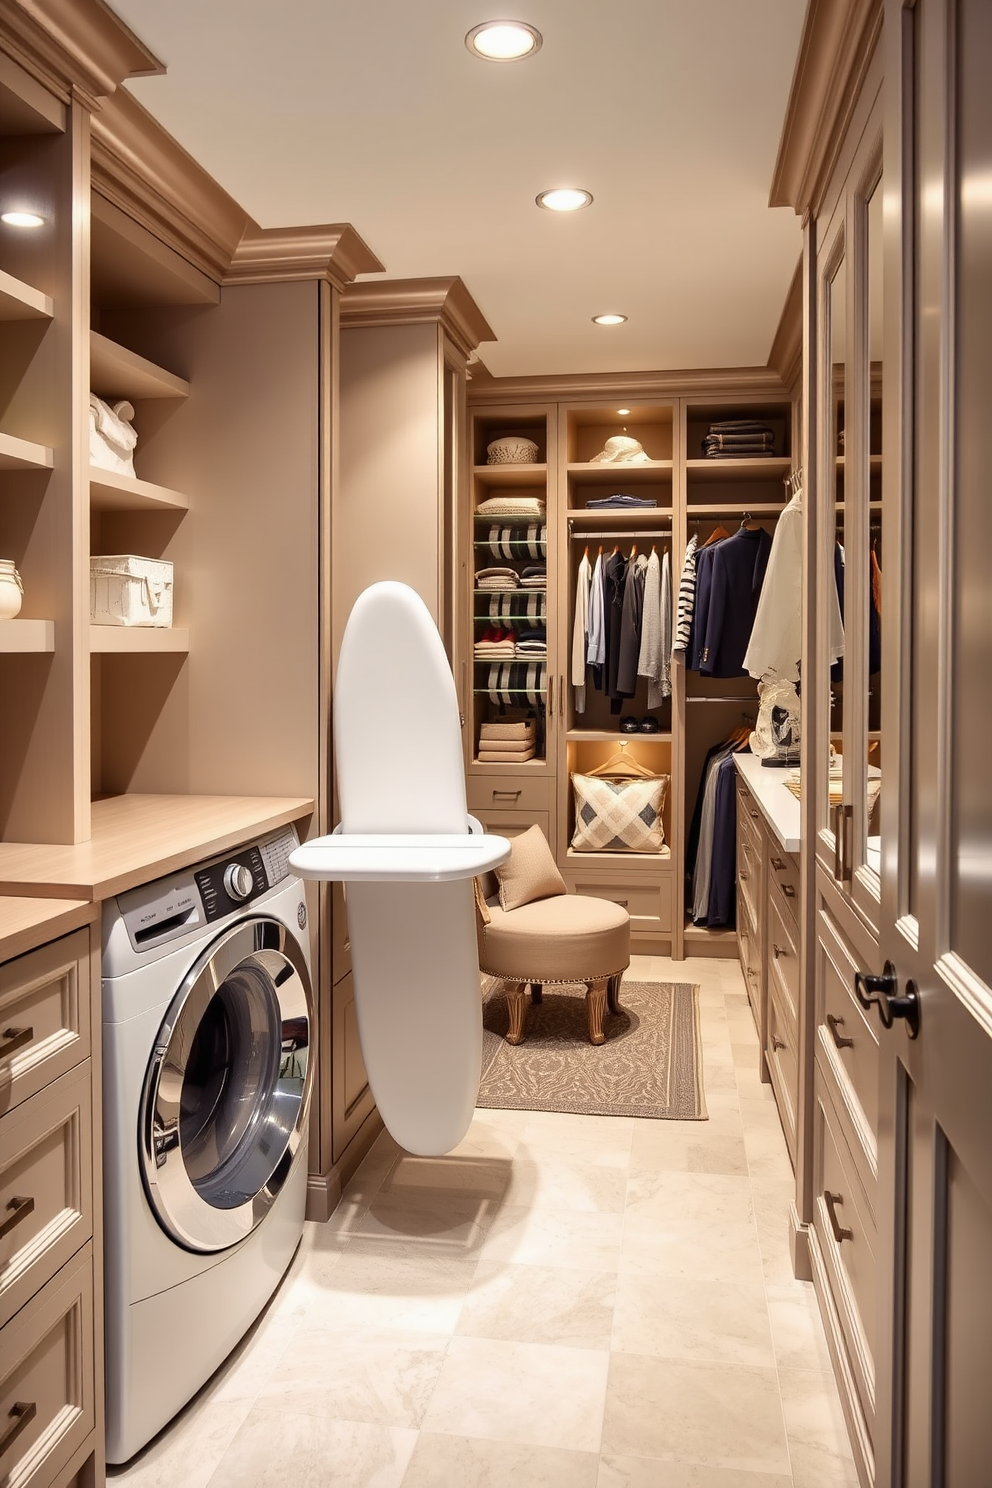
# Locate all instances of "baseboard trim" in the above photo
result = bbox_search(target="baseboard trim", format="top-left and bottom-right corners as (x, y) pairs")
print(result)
(305, 1108), (385, 1223)
(808, 1224), (875, 1488)
(789, 1204), (813, 1281)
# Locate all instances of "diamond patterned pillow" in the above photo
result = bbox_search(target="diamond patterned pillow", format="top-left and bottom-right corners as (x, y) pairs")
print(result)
(570, 773), (669, 853)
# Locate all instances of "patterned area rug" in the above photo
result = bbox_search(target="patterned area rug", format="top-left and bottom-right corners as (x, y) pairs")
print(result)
(478, 979), (707, 1120)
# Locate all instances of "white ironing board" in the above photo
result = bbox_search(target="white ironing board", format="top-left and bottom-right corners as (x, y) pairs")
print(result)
(290, 581), (510, 1156)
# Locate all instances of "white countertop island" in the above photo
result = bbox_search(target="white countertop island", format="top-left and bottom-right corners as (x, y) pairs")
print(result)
(734, 753), (802, 855)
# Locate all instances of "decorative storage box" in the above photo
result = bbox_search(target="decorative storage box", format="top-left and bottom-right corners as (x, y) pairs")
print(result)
(486, 435), (539, 465)
(90, 555), (173, 627)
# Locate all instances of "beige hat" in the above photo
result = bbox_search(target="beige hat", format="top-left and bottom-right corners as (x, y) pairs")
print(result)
(590, 434), (651, 464)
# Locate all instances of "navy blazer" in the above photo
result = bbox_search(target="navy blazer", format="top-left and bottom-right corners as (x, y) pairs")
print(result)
(698, 526), (772, 678)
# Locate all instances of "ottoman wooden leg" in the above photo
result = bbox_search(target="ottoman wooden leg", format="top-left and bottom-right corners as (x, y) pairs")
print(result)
(607, 972), (623, 1015)
(530, 983), (543, 1004)
(586, 977), (608, 1045)
(504, 982), (527, 1045)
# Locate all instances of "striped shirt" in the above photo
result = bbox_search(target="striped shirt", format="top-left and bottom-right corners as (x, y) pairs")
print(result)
(672, 534), (699, 654)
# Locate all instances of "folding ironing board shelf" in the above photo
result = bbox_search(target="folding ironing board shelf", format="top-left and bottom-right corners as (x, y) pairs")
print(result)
(290, 832), (509, 883)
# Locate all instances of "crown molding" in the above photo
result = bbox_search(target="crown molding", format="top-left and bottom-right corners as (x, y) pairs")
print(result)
(226, 223), (384, 291)
(770, 0), (883, 215)
(91, 84), (249, 283)
(0, 0), (161, 107)
(767, 257), (803, 391)
(341, 276), (496, 359)
(467, 365), (789, 406)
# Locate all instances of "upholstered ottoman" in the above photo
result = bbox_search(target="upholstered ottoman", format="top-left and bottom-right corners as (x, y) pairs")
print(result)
(476, 890), (630, 1046)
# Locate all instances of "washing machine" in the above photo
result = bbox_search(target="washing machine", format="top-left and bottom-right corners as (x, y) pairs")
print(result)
(101, 825), (315, 1464)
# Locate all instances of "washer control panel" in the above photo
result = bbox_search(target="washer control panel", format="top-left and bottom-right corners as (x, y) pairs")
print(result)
(117, 826), (300, 952)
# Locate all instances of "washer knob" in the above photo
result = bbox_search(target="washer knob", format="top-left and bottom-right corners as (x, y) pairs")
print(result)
(224, 862), (254, 902)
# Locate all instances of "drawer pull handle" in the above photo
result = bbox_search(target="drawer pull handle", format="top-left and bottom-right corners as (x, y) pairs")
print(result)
(739, 871), (749, 882)
(0, 1401), (37, 1460)
(826, 1013), (854, 1049)
(824, 1190), (853, 1244)
(613, 899), (629, 908)
(781, 884), (797, 899)
(749, 809), (759, 819)
(770, 856), (786, 871)
(492, 790), (522, 801)
(772, 943), (785, 959)
(0, 1025), (32, 1060)
(771, 1034), (786, 1051)
(0, 1195), (35, 1241)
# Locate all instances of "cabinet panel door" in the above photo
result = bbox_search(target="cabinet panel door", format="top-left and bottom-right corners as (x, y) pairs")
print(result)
(0, 931), (91, 1118)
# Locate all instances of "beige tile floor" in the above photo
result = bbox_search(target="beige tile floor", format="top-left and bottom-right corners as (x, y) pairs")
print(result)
(109, 955), (858, 1488)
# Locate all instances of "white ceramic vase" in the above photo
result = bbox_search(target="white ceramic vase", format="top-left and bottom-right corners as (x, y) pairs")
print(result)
(0, 560), (24, 620)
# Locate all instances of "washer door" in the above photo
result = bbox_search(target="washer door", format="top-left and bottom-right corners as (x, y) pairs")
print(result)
(139, 915), (314, 1253)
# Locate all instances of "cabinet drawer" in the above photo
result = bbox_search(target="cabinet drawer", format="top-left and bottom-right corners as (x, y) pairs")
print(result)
(331, 882), (351, 986)
(0, 1243), (95, 1488)
(737, 915), (760, 1022)
(767, 849), (800, 927)
(767, 887), (800, 1032)
(736, 780), (765, 853)
(766, 980), (798, 1166)
(473, 808), (551, 843)
(0, 1065), (93, 1330)
(468, 775), (552, 814)
(571, 877), (672, 936)
(815, 905), (880, 1209)
(736, 829), (762, 933)
(812, 1070), (876, 1432)
(0, 931), (91, 1118)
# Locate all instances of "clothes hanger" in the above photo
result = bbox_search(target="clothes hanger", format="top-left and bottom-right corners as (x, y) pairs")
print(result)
(740, 511), (761, 532)
(701, 524), (729, 549)
(587, 740), (657, 779)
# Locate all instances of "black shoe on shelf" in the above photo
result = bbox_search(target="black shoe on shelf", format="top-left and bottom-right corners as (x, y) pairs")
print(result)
(619, 715), (640, 734)
(639, 716), (661, 733)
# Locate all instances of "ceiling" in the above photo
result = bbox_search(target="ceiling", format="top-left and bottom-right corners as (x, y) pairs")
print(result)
(110, 0), (807, 380)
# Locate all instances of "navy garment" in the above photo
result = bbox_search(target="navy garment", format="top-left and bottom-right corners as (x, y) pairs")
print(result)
(698, 526), (772, 677)
(616, 557), (647, 696)
(687, 542), (721, 671)
(685, 738), (736, 912)
(603, 550), (628, 713)
(706, 752), (740, 928)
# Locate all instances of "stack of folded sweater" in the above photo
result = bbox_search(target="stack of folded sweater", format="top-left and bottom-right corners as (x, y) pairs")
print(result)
(702, 419), (776, 458)
(520, 563), (546, 588)
(514, 626), (546, 656)
(475, 494), (546, 519)
(475, 567), (520, 591)
(474, 627), (517, 659)
(477, 718), (537, 763)
(584, 493), (657, 509)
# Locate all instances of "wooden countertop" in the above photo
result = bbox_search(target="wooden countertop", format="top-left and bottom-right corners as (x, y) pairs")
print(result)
(0, 794), (315, 902)
(734, 754), (801, 854)
(0, 897), (98, 963)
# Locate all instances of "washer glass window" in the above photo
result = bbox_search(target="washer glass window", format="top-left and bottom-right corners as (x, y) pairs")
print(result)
(141, 917), (313, 1252)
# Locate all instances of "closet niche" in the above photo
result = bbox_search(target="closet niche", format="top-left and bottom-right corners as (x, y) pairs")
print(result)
(465, 384), (799, 956)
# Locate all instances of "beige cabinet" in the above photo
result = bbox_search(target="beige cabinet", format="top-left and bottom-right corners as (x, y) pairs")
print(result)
(0, 913), (102, 1488)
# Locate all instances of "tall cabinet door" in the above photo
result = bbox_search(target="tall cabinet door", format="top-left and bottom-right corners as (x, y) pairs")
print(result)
(873, 0), (992, 1481)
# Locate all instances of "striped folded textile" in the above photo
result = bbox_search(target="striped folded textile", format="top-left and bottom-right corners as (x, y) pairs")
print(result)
(475, 567), (520, 590)
(479, 593), (546, 623)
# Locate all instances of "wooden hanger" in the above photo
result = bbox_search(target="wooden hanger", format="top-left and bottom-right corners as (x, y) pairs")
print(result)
(587, 740), (657, 779)
(739, 511), (761, 532)
(701, 524), (729, 549)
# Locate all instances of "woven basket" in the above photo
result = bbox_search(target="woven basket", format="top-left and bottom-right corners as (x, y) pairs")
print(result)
(486, 436), (539, 465)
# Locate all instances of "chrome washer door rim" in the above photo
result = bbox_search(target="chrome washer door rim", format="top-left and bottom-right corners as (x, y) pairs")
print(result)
(139, 915), (313, 1253)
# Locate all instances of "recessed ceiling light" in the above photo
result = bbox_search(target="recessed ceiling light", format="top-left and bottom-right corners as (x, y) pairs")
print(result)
(466, 21), (542, 60)
(592, 314), (627, 326)
(1, 210), (45, 228)
(617, 408), (631, 415)
(536, 188), (593, 213)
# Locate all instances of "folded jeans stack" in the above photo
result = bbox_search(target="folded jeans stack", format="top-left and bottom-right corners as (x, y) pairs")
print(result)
(702, 419), (776, 458)
(520, 563), (546, 588)
(478, 716), (537, 763)
(584, 493), (657, 509)
(515, 626), (547, 656)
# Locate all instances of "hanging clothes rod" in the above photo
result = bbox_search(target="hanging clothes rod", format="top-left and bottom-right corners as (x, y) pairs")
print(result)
(686, 695), (758, 703)
(568, 529), (672, 541)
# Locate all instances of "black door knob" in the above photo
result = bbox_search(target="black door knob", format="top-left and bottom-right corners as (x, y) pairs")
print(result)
(854, 960), (921, 1038)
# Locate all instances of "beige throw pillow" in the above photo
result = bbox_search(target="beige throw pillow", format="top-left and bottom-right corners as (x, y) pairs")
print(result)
(570, 773), (669, 853)
(494, 823), (567, 911)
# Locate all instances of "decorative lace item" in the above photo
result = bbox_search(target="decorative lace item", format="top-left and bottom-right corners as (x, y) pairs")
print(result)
(89, 394), (138, 476)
